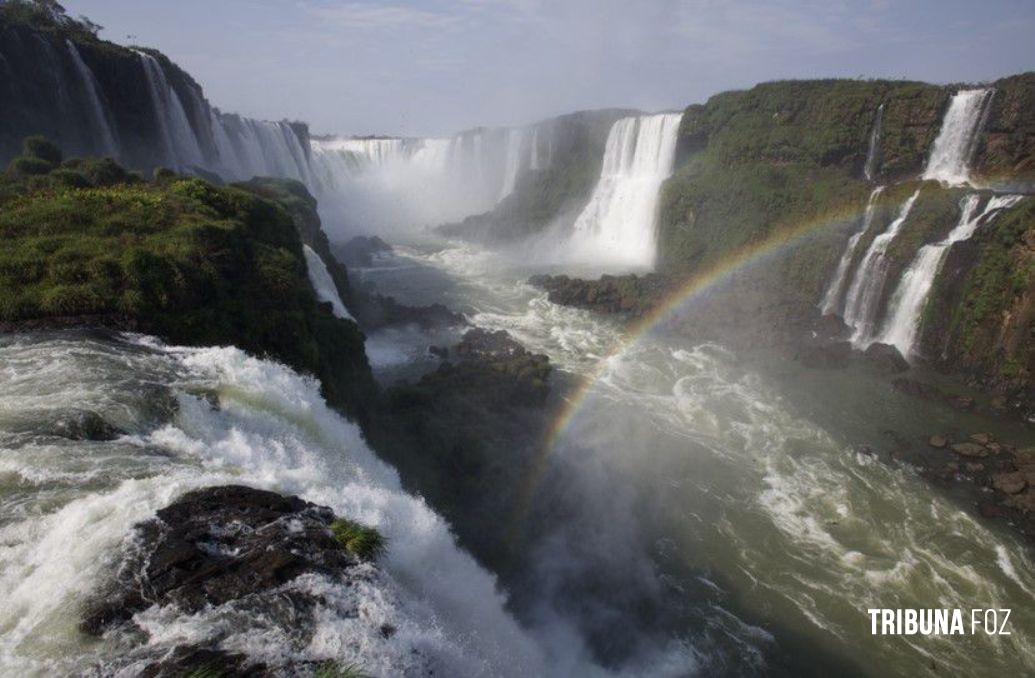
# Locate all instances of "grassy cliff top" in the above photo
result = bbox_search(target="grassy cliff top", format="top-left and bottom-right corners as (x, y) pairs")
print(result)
(0, 140), (375, 421)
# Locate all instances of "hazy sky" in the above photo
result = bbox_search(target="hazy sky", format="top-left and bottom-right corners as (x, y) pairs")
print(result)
(67, 0), (1035, 137)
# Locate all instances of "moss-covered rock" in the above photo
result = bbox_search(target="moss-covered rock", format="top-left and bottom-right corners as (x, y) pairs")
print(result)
(0, 153), (375, 423)
(924, 197), (1035, 398)
(973, 72), (1035, 191)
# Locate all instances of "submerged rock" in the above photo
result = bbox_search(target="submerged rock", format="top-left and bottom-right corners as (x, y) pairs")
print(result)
(47, 409), (125, 441)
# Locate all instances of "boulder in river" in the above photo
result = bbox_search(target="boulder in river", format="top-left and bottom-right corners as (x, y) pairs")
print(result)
(82, 485), (376, 636)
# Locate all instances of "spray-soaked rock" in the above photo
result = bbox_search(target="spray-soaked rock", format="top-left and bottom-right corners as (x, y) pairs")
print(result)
(81, 485), (365, 636)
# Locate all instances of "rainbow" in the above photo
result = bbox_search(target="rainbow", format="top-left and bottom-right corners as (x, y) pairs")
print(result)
(506, 194), (887, 523)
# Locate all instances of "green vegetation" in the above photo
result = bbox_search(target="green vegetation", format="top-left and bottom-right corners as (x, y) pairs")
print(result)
(0, 140), (375, 422)
(330, 519), (386, 561)
(652, 78), (955, 332)
(0, 0), (103, 40)
(926, 197), (1035, 383)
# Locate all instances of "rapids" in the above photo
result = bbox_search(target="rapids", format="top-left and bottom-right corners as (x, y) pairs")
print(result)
(354, 238), (1035, 677)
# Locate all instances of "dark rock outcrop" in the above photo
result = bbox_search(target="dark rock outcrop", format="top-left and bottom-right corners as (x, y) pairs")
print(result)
(333, 235), (392, 268)
(529, 273), (672, 319)
(81, 485), (363, 636)
(861, 343), (910, 374)
(46, 409), (125, 441)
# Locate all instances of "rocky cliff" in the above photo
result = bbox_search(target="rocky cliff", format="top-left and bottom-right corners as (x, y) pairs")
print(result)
(0, 3), (311, 178)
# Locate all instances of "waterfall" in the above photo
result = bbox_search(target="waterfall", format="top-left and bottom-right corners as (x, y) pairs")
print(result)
(877, 194), (1024, 357)
(213, 114), (313, 184)
(65, 41), (118, 156)
(308, 129), (542, 235)
(303, 244), (354, 320)
(863, 104), (884, 181)
(841, 189), (921, 346)
(820, 187), (885, 315)
(529, 127), (542, 171)
(137, 51), (205, 170)
(0, 335), (547, 675)
(922, 89), (993, 186)
(566, 112), (683, 269)
(498, 127), (529, 201)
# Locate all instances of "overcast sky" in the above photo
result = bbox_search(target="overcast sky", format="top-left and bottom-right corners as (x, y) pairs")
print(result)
(67, 0), (1035, 137)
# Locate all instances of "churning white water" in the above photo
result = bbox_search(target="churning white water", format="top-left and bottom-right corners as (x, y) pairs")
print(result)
(842, 189), (921, 347)
(566, 113), (682, 270)
(371, 241), (1035, 677)
(0, 334), (553, 677)
(820, 187), (885, 316)
(303, 245), (354, 320)
(922, 89), (993, 186)
(66, 41), (117, 156)
(877, 194), (1026, 357)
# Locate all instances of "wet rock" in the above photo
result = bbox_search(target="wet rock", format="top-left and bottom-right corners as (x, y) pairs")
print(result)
(992, 471), (1027, 495)
(970, 432), (994, 445)
(332, 235), (392, 268)
(966, 462), (986, 474)
(138, 646), (267, 678)
(951, 442), (989, 458)
(813, 314), (851, 342)
(354, 292), (467, 331)
(861, 343), (910, 374)
(528, 273), (671, 319)
(1005, 488), (1035, 513)
(47, 409), (125, 441)
(81, 485), (364, 636)
(929, 435), (948, 449)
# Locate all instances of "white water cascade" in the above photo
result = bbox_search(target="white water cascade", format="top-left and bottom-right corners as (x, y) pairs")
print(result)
(137, 51), (206, 170)
(498, 127), (538, 199)
(820, 187), (885, 315)
(566, 113), (683, 269)
(308, 127), (551, 237)
(66, 41), (118, 156)
(863, 103), (884, 181)
(303, 244), (354, 320)
(841, 189), (921, 346)
(210, 114), (315, 185)
(877, 194), (1025, 357)
(922, 88), (993, 186)
(0, 336), (549, 676)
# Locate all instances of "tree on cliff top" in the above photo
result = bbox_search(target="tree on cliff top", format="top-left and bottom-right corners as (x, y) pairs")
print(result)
(0, 0), (102, 37)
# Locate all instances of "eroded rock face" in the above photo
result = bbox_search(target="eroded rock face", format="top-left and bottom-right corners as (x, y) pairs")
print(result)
(82, 485), (360, 636)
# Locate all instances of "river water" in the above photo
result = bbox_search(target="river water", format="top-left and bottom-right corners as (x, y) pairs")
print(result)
(1, 235), (1033, 676)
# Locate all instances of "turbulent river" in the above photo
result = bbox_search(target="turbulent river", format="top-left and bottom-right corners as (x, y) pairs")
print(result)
(2, 236), (1034, 677)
